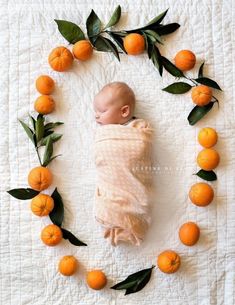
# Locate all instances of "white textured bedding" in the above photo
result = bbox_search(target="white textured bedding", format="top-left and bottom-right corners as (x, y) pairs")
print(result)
(0, 0), (235, 304)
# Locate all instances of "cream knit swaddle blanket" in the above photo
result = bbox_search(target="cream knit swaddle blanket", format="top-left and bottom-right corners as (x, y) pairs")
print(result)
(94, 119), (154, 246)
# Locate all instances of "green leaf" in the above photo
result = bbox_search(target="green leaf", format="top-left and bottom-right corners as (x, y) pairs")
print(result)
(107, 32), (127, 53)
(104, 5), (121, 29)
(42, 136), (53, 167)
(19, 120), (36, 146)
(86, 10), (102, 44)
(44, 122), (64, 131)
(146, 9), (169, 26)
(35, 115), (45, 143)
(49, 188), (64, 227)
(187, 102), (214, 125)
(162, 82), (192, 94)
(161, 56), (184, 77)
(153, 23), (180, 35)
(198, 62), (204, 78)
(94, 36), (120, 61)
(194, 77), (222, 91)
(143, 30), (163, 44)
(194, 169), (217, 181)
(111, 266), (155, 295)
(151, 45), (163, 76)
(41, 133), (62, 146)
(43, 130), (54, 138)
(54, 20), (85, 44)
(61, 228), (87, 246)
(30, 116), (36, 131)
(7, 188), (39, 200)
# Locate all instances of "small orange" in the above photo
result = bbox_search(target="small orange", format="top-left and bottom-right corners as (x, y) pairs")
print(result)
(86, 270), (107, 290)
(189, 182), (214, 207)
(48, 46), (74, 72)
(179, 222), (200, 246)
(41, 224), (63, 246)
(72, 40), (93, 61)
(198, 127), (218, 148)
(36, 75), (55, 95)
(58, 255), (78, 276)
(34, 95), (55, 114)
(123, 33), (145, 55)
(157, 250), (181, 274)
(197, 148), (220, 171)
(174, 50), (196, 71)
(191, 85), (212, 106)
(31, 194), (54, 216)
(28, 166), (53, 191)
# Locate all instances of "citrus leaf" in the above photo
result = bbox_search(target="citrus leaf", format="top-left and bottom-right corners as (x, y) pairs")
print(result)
(42, 136), (53, 166)
(111, 266), (155, 295)
(194, 77), (222, 91)
(35, 114), (44, 143)
(61, 228), (87, 246)
(151, 45), (163, 76)
(143, 29), (163, 44)
(44, 122), (64, 131)
(153, 23), (180, 35)
(54, 19), (85, 44)
(187, 102), (214, 125)
(29, 116), (36, 131)
(194, 169), (217, 181)
(107, 32), (127, 53)
(43, 130), (54, 138)
(86, 10), (102, 45)
(161, 56), (184, 77)
(7, 188), (39, 200)
(146, 9), (169, 26)
(104, 5), (121, 29)
(49, 188), (64, 227)
(41, 133), (62, 146)
(198, 62), (204, 78)
(19, 120), (36, 146)
(94, 36), (120, 61)
(162, 82), (192, 94)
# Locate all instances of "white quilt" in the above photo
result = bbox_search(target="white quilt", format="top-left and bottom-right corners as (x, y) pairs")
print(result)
(1, 0), (235, 304)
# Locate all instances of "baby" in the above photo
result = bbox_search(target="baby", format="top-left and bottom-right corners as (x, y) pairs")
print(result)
(93, 82), (154, 246)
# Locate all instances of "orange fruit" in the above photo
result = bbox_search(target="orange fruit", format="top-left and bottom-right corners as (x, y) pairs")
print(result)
(189, 182), (214, 207)
(174, 50), (196, 71)
(72, 40), (93, 61)
(28, 166), (53, 191)
(179, 222), (200, 246)
(36, 75), (55, 95)
(41, 224), (63, 246)
(31, 194), (54, 216)
(198, 127), (218, 148)
(197, 148), (220, 171)
(86, 270), (107, 290)
(123, 33), (145, 55)
(34, 95), (55, 115)
(48, 46), (74, 72)
(157, 250), (181, 274)
(58, 255), (78, 276)
(191, 85), (212, 106)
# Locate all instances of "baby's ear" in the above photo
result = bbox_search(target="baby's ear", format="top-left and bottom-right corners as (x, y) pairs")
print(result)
(121, 105), (130, 118)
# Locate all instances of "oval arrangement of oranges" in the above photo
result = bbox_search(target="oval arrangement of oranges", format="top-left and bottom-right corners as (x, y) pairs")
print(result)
(7, 6), (223, 296)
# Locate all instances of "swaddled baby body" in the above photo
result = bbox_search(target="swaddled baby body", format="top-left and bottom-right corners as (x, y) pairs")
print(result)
(93, 82), (154, 246)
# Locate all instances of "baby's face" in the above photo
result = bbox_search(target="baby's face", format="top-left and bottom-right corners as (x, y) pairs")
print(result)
(93, 87), (129, 125)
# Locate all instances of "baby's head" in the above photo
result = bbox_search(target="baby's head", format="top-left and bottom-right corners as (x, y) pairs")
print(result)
(93, 82), (135, 125)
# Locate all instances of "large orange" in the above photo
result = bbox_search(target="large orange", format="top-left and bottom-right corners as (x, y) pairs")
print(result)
(31, 194), (54, 216)
(123, 33), (145, 55)
(48, 46), (74, 72)
(191, 85), (212, 106)
(41, 224), (62, 246)
(36, 75), (55, 95)
(28, 166), (53, 191)
(174, 50), (196, 71)
(198, 127), (218, 148)
(197, 148), (220, 171)
(189, 182), (214, 207)
(72, 40), (93, 61)
(34, 95), (55, 115)
(58, 255), (78, 276)
(157, 250), (181, 274)
(179, 222), (200, 246)
(86, 270), (107, 290)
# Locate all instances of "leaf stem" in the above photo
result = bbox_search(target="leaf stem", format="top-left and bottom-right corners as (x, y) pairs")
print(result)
(35, 146), (42, 166)
(184, 76), (198, 86)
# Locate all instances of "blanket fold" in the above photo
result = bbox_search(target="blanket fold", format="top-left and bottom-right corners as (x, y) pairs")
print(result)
(94, 119), (154, 246)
